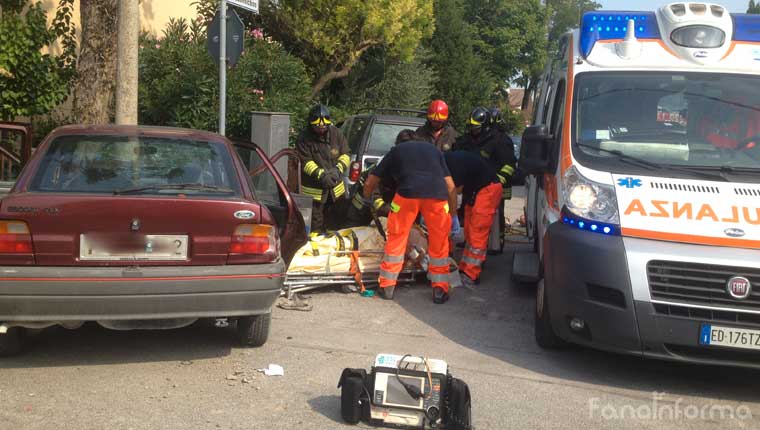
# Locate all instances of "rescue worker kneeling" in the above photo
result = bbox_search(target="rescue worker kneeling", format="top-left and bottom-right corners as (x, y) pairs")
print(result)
(363, 139), (457, 304)
(444, 150), (503, 286)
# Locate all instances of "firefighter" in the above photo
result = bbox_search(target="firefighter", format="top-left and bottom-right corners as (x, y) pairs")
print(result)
(444, 150), (502, 285)
(344, 130), (416, 227)
(363, 140), (457, 304)
(296, 104), (351, 234)
(454, 106), (516, 254)
(416, 99), (458, 151)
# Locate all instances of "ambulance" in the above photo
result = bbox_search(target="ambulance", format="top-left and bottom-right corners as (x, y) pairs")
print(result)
(514, 2), (760, 367)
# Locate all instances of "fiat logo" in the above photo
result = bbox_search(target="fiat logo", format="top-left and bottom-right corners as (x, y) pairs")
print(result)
(726, 276), (752, 300)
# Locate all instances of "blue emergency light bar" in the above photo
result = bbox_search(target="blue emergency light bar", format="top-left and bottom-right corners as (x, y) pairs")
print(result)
(732, 14), (760, 42)
(580, 11), (660, 57)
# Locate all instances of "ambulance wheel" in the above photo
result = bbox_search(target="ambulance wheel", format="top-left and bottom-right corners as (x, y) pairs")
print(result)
(236, 313), (271, 347)
(448, 377), (472, 430)
(535, 278), (567, 349)
(340, 375), (364, 424)
(0, 327), (23, 357)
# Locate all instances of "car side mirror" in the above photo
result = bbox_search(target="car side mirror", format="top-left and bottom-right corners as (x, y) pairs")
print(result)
(519, 125), (552, 175)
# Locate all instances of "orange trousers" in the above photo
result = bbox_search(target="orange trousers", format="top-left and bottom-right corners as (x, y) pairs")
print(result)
(460, 183), (503, 281)
(378, 194), (452, 292)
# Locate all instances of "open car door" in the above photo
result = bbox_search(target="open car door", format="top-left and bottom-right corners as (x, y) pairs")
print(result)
(233, 142), (307, 265)
(0, 122), (33, 198)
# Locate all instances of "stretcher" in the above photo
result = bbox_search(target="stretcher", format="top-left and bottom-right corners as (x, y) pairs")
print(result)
(282, 220), (429, 299)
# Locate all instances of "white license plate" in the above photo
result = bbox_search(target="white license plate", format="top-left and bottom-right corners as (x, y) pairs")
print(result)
(699, 324), (760, 351)
(80, 234), (188, 261)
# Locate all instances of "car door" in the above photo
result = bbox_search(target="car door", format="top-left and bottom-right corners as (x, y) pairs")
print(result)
(233, 141), (307, 264)
(0, 122), (33, 198)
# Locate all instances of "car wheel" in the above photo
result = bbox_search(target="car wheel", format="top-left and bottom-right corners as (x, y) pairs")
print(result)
(535, 278), (567, 349)
(236, 313), (271, 347)
(0, 327), (24, 357)
(340, 375), (364, 424)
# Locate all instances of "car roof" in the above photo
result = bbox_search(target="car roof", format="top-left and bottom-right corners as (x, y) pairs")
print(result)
(45, 125), (230, 145)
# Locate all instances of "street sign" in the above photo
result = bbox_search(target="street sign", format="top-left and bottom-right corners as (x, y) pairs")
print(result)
(228, 0), (259, 13)
(207, 8), (245, 67)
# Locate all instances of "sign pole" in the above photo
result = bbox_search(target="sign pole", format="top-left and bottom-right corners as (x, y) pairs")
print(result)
(219, 0), (227, 136)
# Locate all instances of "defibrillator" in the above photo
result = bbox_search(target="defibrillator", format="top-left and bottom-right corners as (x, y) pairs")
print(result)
(338, 353), (471, 429)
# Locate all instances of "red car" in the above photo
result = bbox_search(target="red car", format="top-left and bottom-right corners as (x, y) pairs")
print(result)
(0, 125), (307, 355)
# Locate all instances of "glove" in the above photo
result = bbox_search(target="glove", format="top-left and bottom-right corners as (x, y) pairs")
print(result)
(450, 214), (461, 235)
(320, 170), (338, 188)
(502, 187), (512, 200)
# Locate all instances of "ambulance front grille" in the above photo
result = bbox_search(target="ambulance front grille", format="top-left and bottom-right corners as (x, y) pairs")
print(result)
(734, 187), (760, 197)
(649, 182), (720, 193)
(647, 260), (760, 312)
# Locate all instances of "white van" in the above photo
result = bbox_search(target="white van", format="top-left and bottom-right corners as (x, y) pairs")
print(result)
(514, 2), (760, 368)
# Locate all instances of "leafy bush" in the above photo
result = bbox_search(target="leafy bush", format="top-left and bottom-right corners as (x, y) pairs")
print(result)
(138, 17), (311, 141)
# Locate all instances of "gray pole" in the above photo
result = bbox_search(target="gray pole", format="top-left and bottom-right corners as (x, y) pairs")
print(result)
(219, 0), (227, 136)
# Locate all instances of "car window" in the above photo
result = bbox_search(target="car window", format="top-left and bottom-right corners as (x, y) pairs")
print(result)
(235, 145), (286, 209)
(30, 135), (240, 195)
(367, 123), (416, 154)
(346, 118), (369, 153)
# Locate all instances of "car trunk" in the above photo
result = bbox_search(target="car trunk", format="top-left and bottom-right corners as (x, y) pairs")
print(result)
(0, 193), (263, 266)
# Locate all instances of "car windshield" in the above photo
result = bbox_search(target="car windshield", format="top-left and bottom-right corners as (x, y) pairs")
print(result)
(574, 72), (760, 173)
(367, 123), (418, 154)
(30, 135), (241, 195)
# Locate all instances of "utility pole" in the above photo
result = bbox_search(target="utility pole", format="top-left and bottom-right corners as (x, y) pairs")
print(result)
(115, 0), (139, 125)
(219, 0), (227, 136)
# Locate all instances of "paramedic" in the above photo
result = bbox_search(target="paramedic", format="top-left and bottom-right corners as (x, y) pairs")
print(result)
(416, 100), (459, 152)
(444, 151), (502, 286)
(296, 104), (351, 234)
(363, 140), (457, 304)
(344, 130), (417, 227)
(454, 107), (516, 253)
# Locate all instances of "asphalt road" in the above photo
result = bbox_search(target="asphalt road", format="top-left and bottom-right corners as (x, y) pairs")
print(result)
(1, 191), (759, 429)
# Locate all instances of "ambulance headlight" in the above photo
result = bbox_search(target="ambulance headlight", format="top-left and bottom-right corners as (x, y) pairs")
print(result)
(670, 25), (725, 49)
(563, 166), (619, 224)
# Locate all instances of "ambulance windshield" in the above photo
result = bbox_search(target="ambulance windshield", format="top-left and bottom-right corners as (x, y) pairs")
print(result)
(574, 72), (760, 173)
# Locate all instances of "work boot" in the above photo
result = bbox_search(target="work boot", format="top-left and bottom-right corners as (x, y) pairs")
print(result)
(380, 285), (395, 300)
(461, 272), (479, 288)
(432, 287), (449, 304)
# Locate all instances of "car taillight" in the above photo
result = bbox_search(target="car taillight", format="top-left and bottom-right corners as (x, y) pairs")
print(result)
(349, 161), (361, 182)
(228, 224), (279, 264)
(0, 221), (33, 254)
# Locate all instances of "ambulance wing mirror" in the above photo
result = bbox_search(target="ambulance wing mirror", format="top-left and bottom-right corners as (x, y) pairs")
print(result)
(519, 125), (552, 175)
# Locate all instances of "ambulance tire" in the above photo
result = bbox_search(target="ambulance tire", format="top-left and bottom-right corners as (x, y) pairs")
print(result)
(447, 377), (472, 430)
(340, 375), (364, 424)
(535, 278), (567, 349)
(236, 313), (271, 347)
(0, 327), (23, 357)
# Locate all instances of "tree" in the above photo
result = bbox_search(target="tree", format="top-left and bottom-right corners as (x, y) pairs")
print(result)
(427, 0), (495, 128)
(749, 0), (760, 14)
(70, 0), (119, 124)
(259, 0), (434, 99)
(0, 0), (76, 121)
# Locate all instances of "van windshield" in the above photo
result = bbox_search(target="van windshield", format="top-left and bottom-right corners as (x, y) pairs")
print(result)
(573, 72), (760, 174)
(30, 135), (241, 195)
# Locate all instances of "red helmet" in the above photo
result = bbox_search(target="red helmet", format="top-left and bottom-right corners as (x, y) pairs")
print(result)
(427, 100), (449, 122)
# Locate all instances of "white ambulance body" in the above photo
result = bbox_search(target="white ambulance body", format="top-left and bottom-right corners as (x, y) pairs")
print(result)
(516, 2), (760, 367)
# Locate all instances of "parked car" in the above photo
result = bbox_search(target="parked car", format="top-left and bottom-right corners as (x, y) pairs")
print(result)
(339, 109), (426, 182)
(0, 124), (307, 356)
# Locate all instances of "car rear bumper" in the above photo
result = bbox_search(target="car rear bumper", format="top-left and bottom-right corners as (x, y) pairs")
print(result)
(0, 262), (285, 321)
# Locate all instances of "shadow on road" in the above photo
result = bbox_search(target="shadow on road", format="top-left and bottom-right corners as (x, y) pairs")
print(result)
(394, 241), (760, 405)
(307, 395), (344, 425)
(0, 320), (234, 368)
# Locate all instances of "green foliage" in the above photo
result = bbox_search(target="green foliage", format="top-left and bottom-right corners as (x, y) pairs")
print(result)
(0, 0), (77, 120)
(138, 19), (311, 140)
(260, 0), (434, 97)
(427, 0), (495, 128)
(749, 0), (760, 14)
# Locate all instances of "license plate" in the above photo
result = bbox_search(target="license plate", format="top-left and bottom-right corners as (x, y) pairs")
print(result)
(80, 234), (188, 261)
(699, 324), (760, 351)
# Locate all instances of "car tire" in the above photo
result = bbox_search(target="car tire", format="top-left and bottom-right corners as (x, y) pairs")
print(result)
(535, 278), (567, 349)
(236, 313), (271, 347)
(0, 327), (24, 357)
(340, 375), (364, 424)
